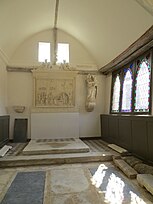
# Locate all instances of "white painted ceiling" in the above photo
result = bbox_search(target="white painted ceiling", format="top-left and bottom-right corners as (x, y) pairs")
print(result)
(0, 0), (153, 68)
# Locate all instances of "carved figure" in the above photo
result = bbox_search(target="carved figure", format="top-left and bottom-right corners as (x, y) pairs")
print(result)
(41, 59), (52, 69)
(86, 74), (97, 112)
(53, 92), (69, 106)
(60, 60), (76, 71)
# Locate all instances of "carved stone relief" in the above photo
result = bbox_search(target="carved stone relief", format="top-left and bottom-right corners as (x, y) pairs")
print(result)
(35, 78), (74, 107)
(32, 67), (77, 109)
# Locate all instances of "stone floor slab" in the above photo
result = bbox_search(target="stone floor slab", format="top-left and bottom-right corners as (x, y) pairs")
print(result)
(71, 189), (103, 204)
(0, 171), (45, 204)
(90, 164), (153, 204)
(113, 158), (138, 179)
(51, 189), (103, 204)
(0, 145), (12, 157)
(0, 171), (14, 184)
(0, 139), (153, 204)
(108, 144), (128, 155)
(51, 194), (75, 204)
(137, 174), (153, 196)
(51, 168), (89, 194)
(0, 163), (153, 204)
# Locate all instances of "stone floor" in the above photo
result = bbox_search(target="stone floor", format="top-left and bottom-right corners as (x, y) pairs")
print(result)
(0, 139), (153, 204)
(1, 162), (153, 204)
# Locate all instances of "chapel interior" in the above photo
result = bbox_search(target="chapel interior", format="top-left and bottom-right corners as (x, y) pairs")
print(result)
(0, 0), (153, 203)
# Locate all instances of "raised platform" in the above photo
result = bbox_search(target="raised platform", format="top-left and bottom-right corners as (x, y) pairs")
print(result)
(0, 139), (114, 167)
(0, 152), (112, 168)
(22, 138), (90, 155)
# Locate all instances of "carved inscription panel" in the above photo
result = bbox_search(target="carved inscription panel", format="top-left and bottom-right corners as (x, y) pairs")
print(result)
(35, 78), (75, 107)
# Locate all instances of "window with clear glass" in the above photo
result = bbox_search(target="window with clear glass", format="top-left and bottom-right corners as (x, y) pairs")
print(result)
(112, 75), (121, 112)
(38, 42), (51, 62)
(57, 43), (69, 63)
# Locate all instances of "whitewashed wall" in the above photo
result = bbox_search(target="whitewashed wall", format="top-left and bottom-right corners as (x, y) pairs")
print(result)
(7, 29), (106, 139)
(0, 57), (7, 115)
(7, 72), (105, 139)
(7, 72), (32, 139)
(10, 29), (97, 67)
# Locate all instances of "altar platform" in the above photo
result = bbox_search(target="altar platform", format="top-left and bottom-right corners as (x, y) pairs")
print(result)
(22, 138), (90, 155)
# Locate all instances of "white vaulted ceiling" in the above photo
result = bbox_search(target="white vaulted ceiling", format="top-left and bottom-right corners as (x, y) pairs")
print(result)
(0, 0), (153, 68)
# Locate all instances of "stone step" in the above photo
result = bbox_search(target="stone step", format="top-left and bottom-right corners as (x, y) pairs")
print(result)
(0, 145), (12, 157)
(22, 146), (90, 155)
(137, 174), (153, 196)
(0, 152), (112, 168)
(113, 158), (138, 179)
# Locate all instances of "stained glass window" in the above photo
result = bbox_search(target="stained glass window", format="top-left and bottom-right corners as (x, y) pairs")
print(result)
(111, 50), (152, 114)
(112, 75), (121, 112)
(121, 69), (133, 112)
(134, 57), (151, 112)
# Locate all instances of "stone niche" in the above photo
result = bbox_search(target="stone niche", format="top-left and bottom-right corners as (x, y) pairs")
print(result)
(32, 67), (78, 112)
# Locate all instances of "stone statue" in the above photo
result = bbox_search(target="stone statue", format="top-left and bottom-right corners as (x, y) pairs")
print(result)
(85, 74), (97, 112)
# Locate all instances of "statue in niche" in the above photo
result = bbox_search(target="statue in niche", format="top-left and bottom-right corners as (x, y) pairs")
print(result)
(85, 74), (97, 112)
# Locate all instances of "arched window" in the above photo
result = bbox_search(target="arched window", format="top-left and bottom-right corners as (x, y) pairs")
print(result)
(134, 58), (151, 112)
(112, 75), (121, 112)
(121, 69), (133, 112)
(110, 50), (152, 114)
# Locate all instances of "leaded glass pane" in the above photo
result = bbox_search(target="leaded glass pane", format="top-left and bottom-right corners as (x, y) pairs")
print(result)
(121, 69), (132, 112)
(112, 75), (120, 112)
(134, 59), (151, 112)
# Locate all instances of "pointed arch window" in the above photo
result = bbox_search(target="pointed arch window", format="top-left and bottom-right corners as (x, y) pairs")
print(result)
(112, 75), (121, 112)
(110, 50), (152, 114)
(121, 68), (133, 112)
(134, 56), (151, 112)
